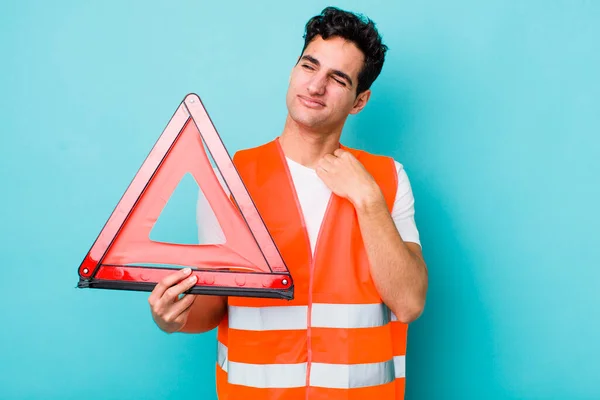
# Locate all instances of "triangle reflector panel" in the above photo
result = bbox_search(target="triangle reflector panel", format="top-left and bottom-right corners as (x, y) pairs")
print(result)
(77, 93), (293, 300)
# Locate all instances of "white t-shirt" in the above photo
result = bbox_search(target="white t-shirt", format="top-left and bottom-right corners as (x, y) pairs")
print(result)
(197, 157), (420, 253)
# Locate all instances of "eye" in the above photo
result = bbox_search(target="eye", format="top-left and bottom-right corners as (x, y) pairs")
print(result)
(302, 64), (315, 71)
(332, 78), (346, 87)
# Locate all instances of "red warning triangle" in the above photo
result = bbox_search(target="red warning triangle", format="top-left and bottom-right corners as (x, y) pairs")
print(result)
(77, 93), (293, 300)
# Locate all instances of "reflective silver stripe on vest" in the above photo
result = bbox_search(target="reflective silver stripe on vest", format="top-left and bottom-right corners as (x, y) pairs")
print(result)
(228, 305), (308, 331)
(218, 341), (305, 388)
(217, 341), (228, 373)
(229, 361), (307, 388)
(217, 342), (403, 389)
(310, 359), (395, 388)
(394, 355), (406, 378)
(311, 303), (390, 328)
(228, 303), (389, 331)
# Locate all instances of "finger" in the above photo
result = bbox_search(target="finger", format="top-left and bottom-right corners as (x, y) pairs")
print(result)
(318, 157), (333, 172)
(316, 165), (326, 178)
(150, 268), (192, 303)
(163, 274), (198, 303)
(316, 166), (333, 187)
(317, 164), (329, 174)
(333, 148), (345, 157)
(324, 153), (338, 163)
(165, 293), (197, 322)
(336, 148), (354, 161)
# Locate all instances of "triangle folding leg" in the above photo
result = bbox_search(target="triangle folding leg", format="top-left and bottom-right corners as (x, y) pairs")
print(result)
(77, 93), (293, 300)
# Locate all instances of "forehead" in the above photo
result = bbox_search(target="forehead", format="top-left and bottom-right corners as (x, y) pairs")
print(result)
(301, 36), (364, 79)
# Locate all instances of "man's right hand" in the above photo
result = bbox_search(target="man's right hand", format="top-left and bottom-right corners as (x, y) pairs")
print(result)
(148, 267), (198, 333)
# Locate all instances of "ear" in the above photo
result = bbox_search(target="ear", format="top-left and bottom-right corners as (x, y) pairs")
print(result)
(349, 89), (371, 115)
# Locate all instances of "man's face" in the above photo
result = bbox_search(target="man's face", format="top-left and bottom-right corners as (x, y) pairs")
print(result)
(285, 35), (370, 132)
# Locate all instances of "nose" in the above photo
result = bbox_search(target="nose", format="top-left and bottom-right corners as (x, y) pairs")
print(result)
(307, 72), (327, 96)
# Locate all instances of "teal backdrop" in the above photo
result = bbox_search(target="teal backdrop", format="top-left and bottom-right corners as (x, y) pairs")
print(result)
(1, 0), (599, 399)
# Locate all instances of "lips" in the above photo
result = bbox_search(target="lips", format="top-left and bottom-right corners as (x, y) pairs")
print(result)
(298, 95), (325, 108)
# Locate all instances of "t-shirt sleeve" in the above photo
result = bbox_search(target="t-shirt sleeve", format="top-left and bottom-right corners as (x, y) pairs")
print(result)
(391, 160), (421, 247)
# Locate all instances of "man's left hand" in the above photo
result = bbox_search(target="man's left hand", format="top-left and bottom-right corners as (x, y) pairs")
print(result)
(316, 148), (384, 209)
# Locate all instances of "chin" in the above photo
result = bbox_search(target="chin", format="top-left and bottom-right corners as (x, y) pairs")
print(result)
(287, 103), (325, 128)
(288, 110), (325, 130)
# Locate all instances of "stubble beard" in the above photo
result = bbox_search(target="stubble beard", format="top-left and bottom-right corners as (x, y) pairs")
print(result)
(286, 96), (331, 132)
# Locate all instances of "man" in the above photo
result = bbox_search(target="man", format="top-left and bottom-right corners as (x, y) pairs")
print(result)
(148, 6), (428, 399)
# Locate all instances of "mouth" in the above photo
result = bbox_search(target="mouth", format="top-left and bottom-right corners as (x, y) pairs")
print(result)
(297, 95), (326, 109)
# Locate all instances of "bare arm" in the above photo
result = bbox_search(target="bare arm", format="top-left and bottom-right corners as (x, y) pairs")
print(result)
(354, 195), (428, 323)
(179, 294), (227, 333)
(317, 149), (428, 323)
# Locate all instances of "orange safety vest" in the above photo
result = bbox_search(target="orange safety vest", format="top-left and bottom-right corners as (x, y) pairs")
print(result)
(215, 138), (408, 400)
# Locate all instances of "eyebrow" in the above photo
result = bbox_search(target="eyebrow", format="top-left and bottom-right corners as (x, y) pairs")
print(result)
(301, 55), (354, 88)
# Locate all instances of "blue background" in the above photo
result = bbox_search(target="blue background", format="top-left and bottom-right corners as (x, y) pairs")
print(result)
(1, 0), (599, 399)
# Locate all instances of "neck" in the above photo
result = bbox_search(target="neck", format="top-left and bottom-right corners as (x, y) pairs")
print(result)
(278, 114), (343, 169)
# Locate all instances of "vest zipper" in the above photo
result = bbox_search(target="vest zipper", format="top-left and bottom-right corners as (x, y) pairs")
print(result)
(305, 250), (314, 395)
(273, 138), (333, 398)
(304, 195), (333, 399)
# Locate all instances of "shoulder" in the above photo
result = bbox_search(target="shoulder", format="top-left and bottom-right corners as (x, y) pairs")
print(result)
(351, 147), (416, 201)
(345, 147), (400, 208)
(344, 146), (412, 180)
(233, 141), (271, 161)
(231, 141), (280, 188)
(391, 159), (410, 184)
(347, 147), (412, 188)
(346, 146), (396, 172)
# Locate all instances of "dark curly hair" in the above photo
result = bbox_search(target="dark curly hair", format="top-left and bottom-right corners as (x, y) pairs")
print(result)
(301, 6), (388, 96)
